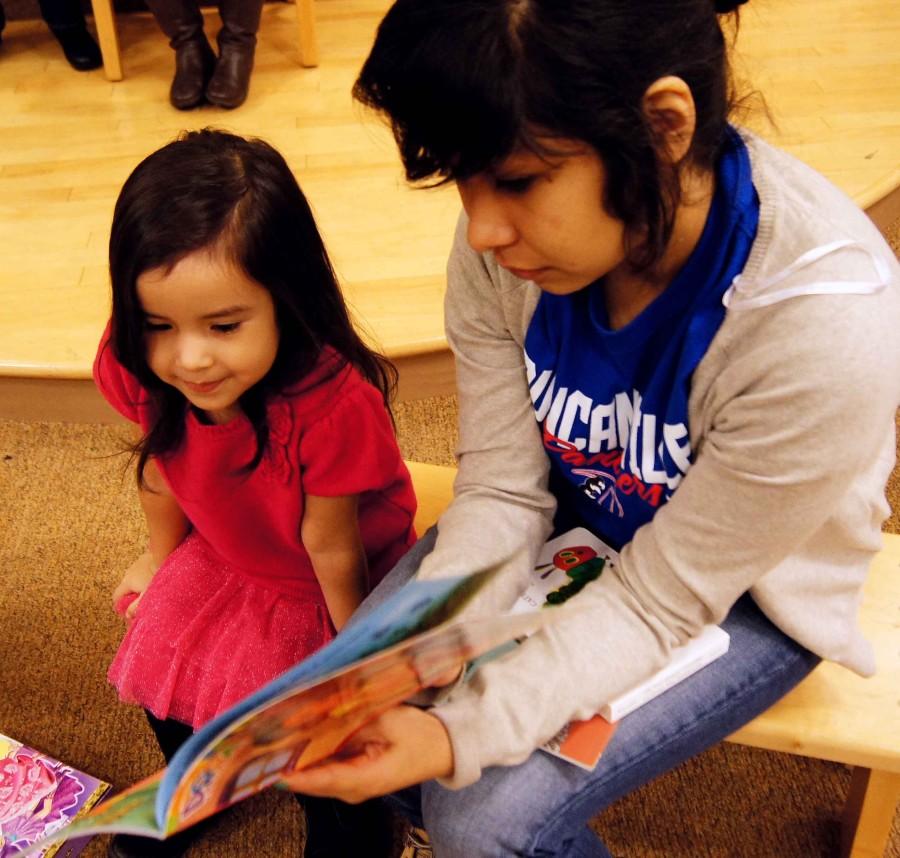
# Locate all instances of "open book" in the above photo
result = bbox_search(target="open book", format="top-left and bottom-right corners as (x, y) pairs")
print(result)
(0, 732), (110, 857)
(515, 528), (730, 770)
(19, 562), (571, 855)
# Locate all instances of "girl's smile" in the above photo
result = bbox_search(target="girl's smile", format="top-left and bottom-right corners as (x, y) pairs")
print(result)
(137, 248), (280, 425)
(182, 378), (225, 395)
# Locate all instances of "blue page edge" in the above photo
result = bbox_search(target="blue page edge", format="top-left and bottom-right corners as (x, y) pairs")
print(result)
(154, 573), (475, 824)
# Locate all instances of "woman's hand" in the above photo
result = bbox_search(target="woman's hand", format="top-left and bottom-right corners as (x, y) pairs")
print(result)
(279, 705), (454, 803)
(112, 551), (158, 621)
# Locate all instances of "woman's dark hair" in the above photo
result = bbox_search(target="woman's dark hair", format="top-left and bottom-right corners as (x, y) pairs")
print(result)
(107, 128), (397, 485)
(354, 0), (747, 270)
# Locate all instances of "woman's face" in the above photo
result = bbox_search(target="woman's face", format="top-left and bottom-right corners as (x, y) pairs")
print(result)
(456, 139), (628, 294)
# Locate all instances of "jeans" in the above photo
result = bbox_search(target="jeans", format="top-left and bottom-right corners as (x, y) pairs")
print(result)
(349, 529), (821, 857)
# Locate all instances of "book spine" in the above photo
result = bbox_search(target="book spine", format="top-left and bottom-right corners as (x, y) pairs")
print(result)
(600, 630), (730, 722)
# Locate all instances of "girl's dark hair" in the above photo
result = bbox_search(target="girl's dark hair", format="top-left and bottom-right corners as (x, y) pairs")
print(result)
(354, 0), (747, 270)
(107, 128), (397, 485)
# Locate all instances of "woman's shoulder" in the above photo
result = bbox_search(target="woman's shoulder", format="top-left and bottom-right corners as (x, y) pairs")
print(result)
(739, 131), (898, 291)
(697, 137), (900, 405)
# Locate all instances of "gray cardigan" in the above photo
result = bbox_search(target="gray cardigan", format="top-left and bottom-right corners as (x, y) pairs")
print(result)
(417, 131), (900, 789)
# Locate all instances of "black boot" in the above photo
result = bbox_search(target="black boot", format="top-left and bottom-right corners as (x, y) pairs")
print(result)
(50, 24), (102, 71)
(205, 0), (262, 109)
(144, 0), (216, 110)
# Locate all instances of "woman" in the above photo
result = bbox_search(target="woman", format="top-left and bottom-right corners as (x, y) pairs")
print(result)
(285, 1), (900, 855)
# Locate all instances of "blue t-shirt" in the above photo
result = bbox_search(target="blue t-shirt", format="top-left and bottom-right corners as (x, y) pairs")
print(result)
(523, 129), (759, 549)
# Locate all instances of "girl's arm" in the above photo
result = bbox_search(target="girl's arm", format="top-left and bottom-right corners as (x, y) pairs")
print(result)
(140, 458), (191, 568)
(112, 458), (190, 618)
(301, 494), (368, 631)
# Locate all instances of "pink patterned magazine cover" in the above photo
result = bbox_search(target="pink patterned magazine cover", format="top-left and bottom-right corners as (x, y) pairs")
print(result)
(0, 733), (110, 857)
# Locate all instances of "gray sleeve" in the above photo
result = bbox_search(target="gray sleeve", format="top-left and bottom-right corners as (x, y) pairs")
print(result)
(430, 266), (900, 789)
(415, 214), (556, 616)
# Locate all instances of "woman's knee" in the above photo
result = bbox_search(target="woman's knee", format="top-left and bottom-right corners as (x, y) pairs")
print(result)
(420, 768), (598, 858)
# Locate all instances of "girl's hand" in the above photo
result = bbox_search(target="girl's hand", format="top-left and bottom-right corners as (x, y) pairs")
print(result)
(279, 705), (454, 803)
(112, 551), (158, 622)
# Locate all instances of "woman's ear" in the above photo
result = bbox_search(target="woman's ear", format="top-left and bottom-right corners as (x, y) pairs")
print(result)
(642, 76), (697, 164)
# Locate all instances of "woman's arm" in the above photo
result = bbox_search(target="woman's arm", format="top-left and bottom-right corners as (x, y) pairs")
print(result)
(301, 493), (368, 631)
(430, 274), (900, 788)
(412, 216), (557, 615)
(287, 211), (899, 797)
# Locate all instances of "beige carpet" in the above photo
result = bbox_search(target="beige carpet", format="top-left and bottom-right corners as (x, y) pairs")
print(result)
(1, 216), (899, 856)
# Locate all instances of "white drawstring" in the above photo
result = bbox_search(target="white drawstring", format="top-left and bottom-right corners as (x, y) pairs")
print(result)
(723, 239), (891, 310)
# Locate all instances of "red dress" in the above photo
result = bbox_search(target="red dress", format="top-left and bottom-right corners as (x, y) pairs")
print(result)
(94, 331), (417, 728)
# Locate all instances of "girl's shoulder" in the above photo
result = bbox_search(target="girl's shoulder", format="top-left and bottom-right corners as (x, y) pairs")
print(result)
(92, 321), (151, 425)
(276, 347), (382, 425)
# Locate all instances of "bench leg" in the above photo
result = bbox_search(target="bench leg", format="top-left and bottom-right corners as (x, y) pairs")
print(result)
(295, 0), (319, 67)
(840, 767), (900, 858)
(89, 0), (123, 81)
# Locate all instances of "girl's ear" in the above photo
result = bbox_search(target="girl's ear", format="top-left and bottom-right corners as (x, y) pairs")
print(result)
(641, 76), (697, 165)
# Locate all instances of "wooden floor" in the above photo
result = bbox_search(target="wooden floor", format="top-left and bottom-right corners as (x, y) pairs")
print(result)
(1, 0), (899, 418)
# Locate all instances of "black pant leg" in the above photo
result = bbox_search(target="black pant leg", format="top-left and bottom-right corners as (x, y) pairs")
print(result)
(37, 0), (86, 31)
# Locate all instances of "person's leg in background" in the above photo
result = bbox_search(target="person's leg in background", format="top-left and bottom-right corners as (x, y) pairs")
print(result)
(386, 594), (820, 858)
(37, 0), (101, 70)
(143, 0), (215, 110)
(204, 0), (263, 109)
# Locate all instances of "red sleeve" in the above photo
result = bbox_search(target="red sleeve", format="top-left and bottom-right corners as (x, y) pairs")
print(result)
(92, 321), (148, 425)
(299, 375), (404, 497)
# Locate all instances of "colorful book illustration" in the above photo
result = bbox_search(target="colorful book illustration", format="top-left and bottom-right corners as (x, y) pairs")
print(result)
(18, 562), (575, 855)
(0, 733), (110, 857)
(512, 528), (730, 770)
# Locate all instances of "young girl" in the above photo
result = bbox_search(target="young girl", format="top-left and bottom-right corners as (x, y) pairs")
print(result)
(94, 128), (415, 858)
(282, 1), (900, 856)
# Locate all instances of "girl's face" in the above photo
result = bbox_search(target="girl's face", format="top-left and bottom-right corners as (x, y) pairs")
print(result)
(136, 249), (280, 425)
(456, 139), (628, 295)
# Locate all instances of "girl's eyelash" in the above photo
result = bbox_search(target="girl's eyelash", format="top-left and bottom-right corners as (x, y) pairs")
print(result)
(495, 175), (535, 194)
(144, 321), (170, 332)
(213, 322), (241, 333)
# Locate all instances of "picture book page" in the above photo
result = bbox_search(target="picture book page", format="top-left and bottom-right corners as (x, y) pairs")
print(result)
(165, 610), (566, 832)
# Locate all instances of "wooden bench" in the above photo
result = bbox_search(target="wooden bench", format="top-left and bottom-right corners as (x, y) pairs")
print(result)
(405, 461), (900, 858)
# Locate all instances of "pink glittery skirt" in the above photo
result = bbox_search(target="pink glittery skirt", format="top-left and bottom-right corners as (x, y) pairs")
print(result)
(108, 533), (335, 729)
